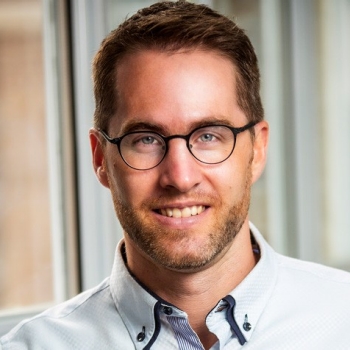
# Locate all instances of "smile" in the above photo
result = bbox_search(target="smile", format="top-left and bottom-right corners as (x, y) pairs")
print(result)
(159, 205), (206, 218)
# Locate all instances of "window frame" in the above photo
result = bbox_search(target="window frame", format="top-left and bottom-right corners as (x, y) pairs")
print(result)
(0, 0), (79, 335)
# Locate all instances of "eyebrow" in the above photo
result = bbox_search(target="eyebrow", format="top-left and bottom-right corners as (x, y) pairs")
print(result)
(118, 116), (235, 136)
(120, 121), (165, 135)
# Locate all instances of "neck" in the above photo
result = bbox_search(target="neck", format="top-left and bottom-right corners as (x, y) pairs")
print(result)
(124, 221), (257, 348)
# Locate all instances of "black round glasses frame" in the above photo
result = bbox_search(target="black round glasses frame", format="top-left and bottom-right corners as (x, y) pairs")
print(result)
(99, 121), (257, 170)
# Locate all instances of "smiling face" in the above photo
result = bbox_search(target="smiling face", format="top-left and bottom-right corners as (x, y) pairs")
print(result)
(90, 49), (268, 272)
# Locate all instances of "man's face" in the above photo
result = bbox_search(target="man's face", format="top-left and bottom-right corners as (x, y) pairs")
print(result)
(91, 50), (267, 272)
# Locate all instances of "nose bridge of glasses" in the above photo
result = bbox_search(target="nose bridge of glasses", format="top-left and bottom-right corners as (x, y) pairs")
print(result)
(164, 133), (193, 153)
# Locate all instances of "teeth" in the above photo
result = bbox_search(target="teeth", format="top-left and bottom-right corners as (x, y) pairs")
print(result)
(159, 205), (205, 218)
(173, 208), (181, 218)
(181, 207), (191, 218)
(191, 206), (197, 216)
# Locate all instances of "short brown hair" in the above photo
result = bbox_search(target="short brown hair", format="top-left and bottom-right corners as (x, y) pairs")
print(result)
(92, 1), (264, 131)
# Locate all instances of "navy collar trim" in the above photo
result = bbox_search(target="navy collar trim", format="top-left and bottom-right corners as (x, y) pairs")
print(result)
(223, 295), (247, 345)
(143, 301), (162, 350)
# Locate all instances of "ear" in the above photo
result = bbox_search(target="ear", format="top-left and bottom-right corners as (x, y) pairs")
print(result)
(251, 121), (269, 184)
(89, 128), (110, 188)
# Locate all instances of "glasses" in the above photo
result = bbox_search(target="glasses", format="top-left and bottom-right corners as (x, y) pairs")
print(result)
(99, 121), (257, 170)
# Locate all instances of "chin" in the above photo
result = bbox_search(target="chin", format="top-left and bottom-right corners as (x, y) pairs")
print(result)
(137, 234), (229, 271)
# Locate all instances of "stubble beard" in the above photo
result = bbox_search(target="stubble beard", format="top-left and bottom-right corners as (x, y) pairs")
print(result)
(109, 165), (252, 272)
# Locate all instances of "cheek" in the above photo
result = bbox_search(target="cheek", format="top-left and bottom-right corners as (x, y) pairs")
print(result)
(210, 157), (251, 198)
(108, 162), (158, 205)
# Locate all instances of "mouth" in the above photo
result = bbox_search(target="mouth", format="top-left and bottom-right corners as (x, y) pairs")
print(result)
(157, 205), (207, 218)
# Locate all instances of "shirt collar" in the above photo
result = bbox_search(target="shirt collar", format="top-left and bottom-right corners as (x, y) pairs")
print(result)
(110, 222), (278, 348)
(225, 222), (278, 342)
(110, 243), (159, 349)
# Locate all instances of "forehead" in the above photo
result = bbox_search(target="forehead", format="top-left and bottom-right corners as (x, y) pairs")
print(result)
(110, 49), (246, 134)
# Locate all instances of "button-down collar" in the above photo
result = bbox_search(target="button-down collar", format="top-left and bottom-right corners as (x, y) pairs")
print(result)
(225, 222), (278, 343)
(110, 222), (278, 349)
(110, 249), (159, 350)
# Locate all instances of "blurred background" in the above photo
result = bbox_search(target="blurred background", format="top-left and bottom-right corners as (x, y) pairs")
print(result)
(0, 0), (349, 335)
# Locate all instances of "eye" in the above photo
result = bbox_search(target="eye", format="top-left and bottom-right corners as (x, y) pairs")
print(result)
(199, 133), (216, 142)
(124, 132), (165, 153)
(194, 128), (222, 145)
(190, 126), (233, 149)
(132, 134), (162, 147)
(138, 135), (158, 145)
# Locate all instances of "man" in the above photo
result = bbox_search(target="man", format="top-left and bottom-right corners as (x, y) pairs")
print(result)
(1, 1), (350, 349)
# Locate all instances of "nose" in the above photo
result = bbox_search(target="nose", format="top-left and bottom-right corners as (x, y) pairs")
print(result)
(158, 138), (202, 193)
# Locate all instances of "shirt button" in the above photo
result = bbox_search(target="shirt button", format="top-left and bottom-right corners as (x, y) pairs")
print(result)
(163, 306), (173, 315)
(137, 332), (145, 342)
(137, 326), (146, 342)
(243, 322), (252, 331)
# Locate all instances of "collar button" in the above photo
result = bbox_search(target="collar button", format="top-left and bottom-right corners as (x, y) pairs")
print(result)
(137, 331), (145, 342)
(137, 326), (146, 342)
(163, 306), (173, 315)
(243, 322), (252, 331)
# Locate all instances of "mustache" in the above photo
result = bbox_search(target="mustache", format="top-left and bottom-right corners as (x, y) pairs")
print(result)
(140, 191), (222, 209)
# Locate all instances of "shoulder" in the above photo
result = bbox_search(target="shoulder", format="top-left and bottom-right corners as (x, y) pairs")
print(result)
(274, 253), (350, 306)
(258, 253), (350, 336)
(277, 253), (350, 286)
(253, 254), (350, 347)
(22, 277), (112, 323)
(252, 222), (350, 296)
(0, 278), (130, 350)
